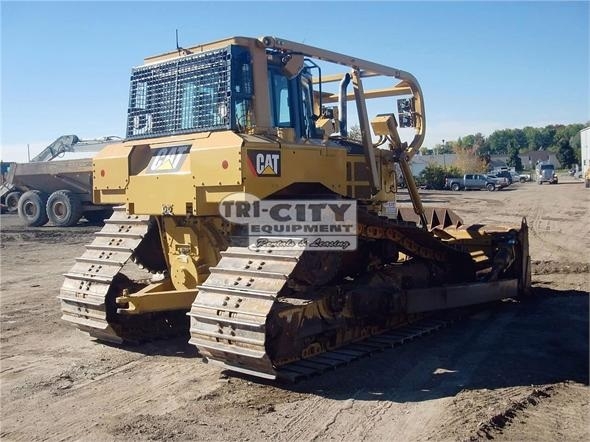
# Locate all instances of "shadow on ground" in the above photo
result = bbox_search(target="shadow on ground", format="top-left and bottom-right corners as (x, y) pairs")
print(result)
(109, 285), (588, 403)
(283, 286), (588, 402)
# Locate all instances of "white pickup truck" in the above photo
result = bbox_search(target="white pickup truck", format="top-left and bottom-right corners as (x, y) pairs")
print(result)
(518, 172), (532, 182)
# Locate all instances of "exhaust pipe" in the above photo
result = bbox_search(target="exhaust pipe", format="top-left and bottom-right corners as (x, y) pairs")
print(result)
(339, 73), (351, 137)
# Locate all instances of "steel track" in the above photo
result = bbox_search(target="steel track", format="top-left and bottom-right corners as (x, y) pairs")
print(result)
(58, 207), (186, 343)
(274, 317), (454, 382)
(188, 209), (472, 380)
(60, 207), (473, 380)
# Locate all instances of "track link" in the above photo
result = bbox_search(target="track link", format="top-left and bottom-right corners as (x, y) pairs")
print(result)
(276, 317), (453, 382)
(58, 207), (153, 343)
(188, 209), (475, 380)
(188, 247), (305, 379)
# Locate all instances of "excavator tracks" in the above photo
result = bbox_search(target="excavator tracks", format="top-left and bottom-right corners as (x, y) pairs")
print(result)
(58, 207), (185, 343)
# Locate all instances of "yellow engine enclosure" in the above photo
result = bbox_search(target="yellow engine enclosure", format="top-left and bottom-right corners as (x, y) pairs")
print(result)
(92, 131), (396, 216)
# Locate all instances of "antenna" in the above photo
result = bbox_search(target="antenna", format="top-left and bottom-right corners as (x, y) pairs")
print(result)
(175, 29), (191, 56)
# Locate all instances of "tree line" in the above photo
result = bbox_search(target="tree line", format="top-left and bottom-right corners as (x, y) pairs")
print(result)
(421, 123), (587, 170)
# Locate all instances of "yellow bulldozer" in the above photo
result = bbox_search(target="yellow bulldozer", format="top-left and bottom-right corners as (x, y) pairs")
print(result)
(59, 36), (531, 380)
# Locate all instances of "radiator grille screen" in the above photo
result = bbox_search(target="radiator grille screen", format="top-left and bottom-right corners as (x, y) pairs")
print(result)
(126, 47), (232, 139)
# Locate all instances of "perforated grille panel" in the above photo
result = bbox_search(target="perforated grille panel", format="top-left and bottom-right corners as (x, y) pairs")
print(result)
(126, 47), (232, 139)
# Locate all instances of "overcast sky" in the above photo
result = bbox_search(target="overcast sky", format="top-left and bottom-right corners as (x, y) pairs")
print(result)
(1, 0), (588, 162)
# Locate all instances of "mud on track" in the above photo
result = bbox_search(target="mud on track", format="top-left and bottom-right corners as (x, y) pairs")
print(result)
(1, 175), (588, 441)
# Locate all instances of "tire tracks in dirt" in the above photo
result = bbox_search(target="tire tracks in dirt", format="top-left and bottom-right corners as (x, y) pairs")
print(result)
(470, 382), (589, 441)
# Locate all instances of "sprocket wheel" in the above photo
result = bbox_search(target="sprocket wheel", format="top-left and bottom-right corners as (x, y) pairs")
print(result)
(291, 251), (342, 287)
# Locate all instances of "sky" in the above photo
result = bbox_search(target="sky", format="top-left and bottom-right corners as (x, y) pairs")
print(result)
(1, 0), (588, 162)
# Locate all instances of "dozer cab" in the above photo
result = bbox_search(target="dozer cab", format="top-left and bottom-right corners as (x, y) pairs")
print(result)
(59, 36), (531, 380)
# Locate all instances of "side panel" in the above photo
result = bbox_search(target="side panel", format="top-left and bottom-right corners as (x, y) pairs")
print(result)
(93, 144), (135, 203)
(126, 132), (245, 216)
(92, 132), (373, 215)
(93, 132), (246, 215)
(241, 142), (349, 198)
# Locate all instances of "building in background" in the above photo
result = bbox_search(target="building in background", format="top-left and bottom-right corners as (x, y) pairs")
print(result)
(518, 151), (561, 170)
(580, 127), (590, 175)
(409, 154), (456, 176)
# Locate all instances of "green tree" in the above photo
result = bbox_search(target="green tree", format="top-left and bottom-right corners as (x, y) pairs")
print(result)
(556, 138), (577, 169)
(448, 123), (586, 160)
(512, 128), (528, 151)
(488, 129), (512, 155)
(540, 125), (558, 151)
(556, 123), (585, 163)
(460, 134), (476, 149)
(570, 131), (582, 164)
(452, 133), (490, 156)
(486, 128), (528, 155)
(418, 164), (461, 190)
(434, 141), (453, 154)
(523, 126), (543, 150)
(506, 142), (523, 172)
(473, 133), (487, 152)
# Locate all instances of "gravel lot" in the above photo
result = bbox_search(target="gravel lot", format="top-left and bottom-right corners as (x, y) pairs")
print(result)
(1, 174), (588, 441)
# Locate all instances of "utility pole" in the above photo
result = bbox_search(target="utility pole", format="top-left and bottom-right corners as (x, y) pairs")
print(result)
(27, 144), (30, 162)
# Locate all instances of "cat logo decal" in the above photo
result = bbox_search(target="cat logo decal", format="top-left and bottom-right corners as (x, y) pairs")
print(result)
(247, 150), (281, 177)
(146, 145), (191, 174)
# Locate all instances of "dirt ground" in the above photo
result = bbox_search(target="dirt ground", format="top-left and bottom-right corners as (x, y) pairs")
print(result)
(1, 175), (588, 441)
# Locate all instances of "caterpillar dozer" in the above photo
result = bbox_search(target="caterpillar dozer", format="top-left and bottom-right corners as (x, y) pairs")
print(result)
(59, 36), (531, 380)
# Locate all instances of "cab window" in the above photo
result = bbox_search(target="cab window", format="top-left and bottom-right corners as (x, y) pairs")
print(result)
(268, 69), (293, 127)
(300, 76), (315, 138)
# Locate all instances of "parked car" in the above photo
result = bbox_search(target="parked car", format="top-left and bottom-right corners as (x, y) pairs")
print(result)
(491, 170), (514, 184)
(485, 174), (511, 190)
(445, 174), (499, 191)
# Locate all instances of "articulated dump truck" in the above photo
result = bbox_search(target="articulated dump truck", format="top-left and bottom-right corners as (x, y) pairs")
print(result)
(0, 135), (117, 226)
(59, 36), (531, 380)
